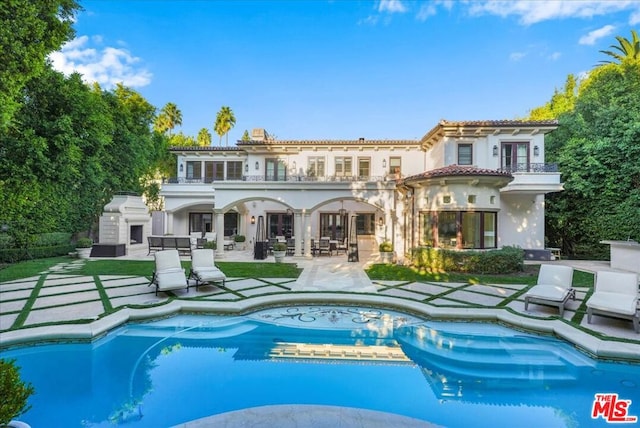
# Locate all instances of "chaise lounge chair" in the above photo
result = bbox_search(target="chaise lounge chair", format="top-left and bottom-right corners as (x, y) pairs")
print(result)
(586, 271), (639, 333)
(524, 264), (575, 316)
(149, 249), (189, 296)
(189, 249), (226, 289)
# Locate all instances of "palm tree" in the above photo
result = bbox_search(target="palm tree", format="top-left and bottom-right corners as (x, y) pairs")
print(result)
(600, 29), (640, 64)
(197, 128), (212, 146)
(154, 102), (182, 136)
(214, 106), (236, 146)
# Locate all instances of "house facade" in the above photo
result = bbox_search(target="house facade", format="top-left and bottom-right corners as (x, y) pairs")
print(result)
(158, 120), (562, 261)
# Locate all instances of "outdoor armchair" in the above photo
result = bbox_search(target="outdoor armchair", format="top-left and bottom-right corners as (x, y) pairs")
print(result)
(149, 249), (188, 296)
(586, 271), (639, 333)
(524, 264), (575, 316)
(189, 248), (226, 289)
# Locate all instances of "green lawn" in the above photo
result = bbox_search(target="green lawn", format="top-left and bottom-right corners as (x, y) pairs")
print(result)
(0, 257), (302, 282)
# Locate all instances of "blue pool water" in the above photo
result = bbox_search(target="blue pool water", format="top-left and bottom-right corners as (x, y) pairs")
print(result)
(2, 306), (639, 427)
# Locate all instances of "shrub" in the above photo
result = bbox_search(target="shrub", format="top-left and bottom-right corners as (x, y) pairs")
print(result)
(409, 246), (524, 274)
(75, 237), (93, 248)
(204, 240), (217, 250)
(273, 242), (287, 252)
(0, 359), (34, 425)
(234, 235), (246, 243)
(379, 241), (393, 252)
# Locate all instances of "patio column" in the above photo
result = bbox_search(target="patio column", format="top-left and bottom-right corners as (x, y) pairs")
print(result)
(214, 210), (224, 257)
(303, 211), (312, 258)
(166, 211), (174, 235)
(294, 211), (302, 257)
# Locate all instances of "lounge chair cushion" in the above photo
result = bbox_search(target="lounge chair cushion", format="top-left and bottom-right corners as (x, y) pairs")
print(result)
(193, 267), (226, 282)
(526, 284), (571, 302)
(155, 270), (188, 291)
(587, 291), (638, 316)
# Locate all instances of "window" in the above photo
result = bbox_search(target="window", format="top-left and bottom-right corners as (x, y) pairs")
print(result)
(458, 144), (473, 165)
(186, 161), (201, 180)
(226, 161), (243, 180)
(213, 161), (224, 181)
(320, 213), (348, 240)
(224, 212), (238, 237)
(356, 213), (376, 235)
(189, 213), (213, 234)
(204, 162), (215, 183)
(268, 213), (293, 238)
(307, 157), (325, 178)
(420, 211), (497, 249)
(266, 158), (286, 181)
(389, 156), (401, 176)
(501, 142), (529, 172)
(358, 158), (370, 179)
(335, 157), (352, 177)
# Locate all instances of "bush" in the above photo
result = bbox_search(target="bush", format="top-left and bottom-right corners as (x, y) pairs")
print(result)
(75, 237), (93, 248)
(409, 246), (524, 274)
(273, 242), (287, 252)
(234, 235), (246, 243)
(0, 359), (34, 425)
(379, 241), (393, 252)
(204, 240), (217, 250)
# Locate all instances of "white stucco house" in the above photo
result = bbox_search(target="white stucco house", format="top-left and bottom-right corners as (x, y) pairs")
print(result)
(158, 120), (563, 261)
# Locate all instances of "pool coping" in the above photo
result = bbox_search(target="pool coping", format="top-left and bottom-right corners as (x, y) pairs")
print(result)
(2, 292), (640, 362)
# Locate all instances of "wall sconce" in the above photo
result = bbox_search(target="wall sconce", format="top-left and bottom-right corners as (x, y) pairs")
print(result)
(378, 217), (384, 226)
(338, 200), (346, 216)
(179, 163), (184, 173)
(250, 215), (255, 224)
(492, 145), (498, 157)
(245, 163), (249, 173)
(533, 145), (539, 157)
(292, 161), (297, 170)
(255, 161), (259, 170)
(382, 159), (387, 168)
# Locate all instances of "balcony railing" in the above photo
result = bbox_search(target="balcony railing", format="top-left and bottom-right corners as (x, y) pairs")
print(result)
(499, 163), (558, 174)
(163, 175), (389, 184)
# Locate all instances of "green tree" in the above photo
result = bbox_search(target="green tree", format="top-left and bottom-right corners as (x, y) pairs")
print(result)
(528, 74), (578, 121)
(599, 29), (640, 64)
(241, 129), (250, 142)
(197, 128), (212, 146)
(0, 0), (80, 129)
(170, 132), (197, 146)
(154, 102), (182, 136)
(544, 59), (640, 258)
(214, 106), (236, 146)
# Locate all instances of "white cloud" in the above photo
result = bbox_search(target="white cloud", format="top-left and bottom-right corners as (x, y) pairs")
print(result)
(378, 0), (407, 14)
(417, 4), (438, 21)
(467, 1), (638, 25)
(48, 35), (152, 89)
(548, 51), (562, 61)
(631, 9), (640, 25)
(510, 52), (526, 61)
(579, 25), (616, 45)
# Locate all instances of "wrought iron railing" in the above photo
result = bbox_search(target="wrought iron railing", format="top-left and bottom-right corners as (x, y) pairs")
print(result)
(499, 163), (558, 173)
(163, 175), (389, 184)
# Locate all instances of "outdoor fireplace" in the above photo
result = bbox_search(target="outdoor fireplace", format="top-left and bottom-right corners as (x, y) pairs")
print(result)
(94, 194), (151, 257)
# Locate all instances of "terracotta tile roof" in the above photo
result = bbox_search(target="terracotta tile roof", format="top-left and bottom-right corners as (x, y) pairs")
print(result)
(169, 146), (244, 152)
(237, 139), (417, 146)
(402, 165), (513, 183)
(438, 119), (558, 127)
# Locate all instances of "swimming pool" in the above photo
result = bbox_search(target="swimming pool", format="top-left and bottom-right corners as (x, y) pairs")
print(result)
(2, 306), (639, 427)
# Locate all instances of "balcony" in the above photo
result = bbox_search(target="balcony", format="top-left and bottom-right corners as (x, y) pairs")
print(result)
(163, 175), (389, 184)
(499, 163), (563, 195)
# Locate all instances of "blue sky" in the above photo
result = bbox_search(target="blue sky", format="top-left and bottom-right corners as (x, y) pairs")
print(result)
(50, 1), (640, 142)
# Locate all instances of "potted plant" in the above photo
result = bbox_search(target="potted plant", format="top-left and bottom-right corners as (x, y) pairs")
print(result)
(204, 240), (217, 250)
(234, 235), (246, 250)
(75, 237), (93, 259)
(379, 240), (394, 264)
(0, 359), (34, 428)
(273, 242), (287, 263)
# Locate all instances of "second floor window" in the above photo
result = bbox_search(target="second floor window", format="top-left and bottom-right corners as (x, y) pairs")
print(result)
(335, 157), (352, 177)
(307, 157), (325, 177)
(389, 156), (401, 176)
(186, 161), (201, 179)
(266, 158), (286, 181)
(226, 161), (243, 180)
(358, 158), (370, 179)
(502, 142), (529, 172)
(458, 144), (473, 165)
